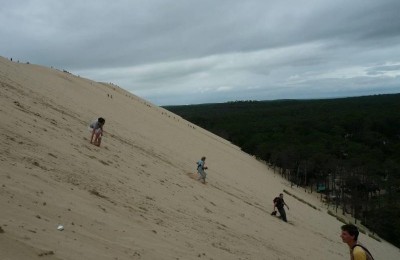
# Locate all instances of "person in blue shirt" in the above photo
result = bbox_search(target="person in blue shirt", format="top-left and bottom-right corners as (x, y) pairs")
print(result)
(196, 156), (208, 184)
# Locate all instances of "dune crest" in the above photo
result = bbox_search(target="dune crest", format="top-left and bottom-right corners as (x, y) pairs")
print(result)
(1, 56), (399, 259)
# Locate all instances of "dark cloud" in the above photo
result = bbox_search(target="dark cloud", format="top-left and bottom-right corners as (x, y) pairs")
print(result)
(1, 0), (399, 105)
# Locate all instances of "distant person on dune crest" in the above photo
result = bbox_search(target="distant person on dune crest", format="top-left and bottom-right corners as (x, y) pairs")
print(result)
(89, 117), (105, 147)
(341, 224), (374, 260)
(273, 193), (289, 222)
(196, 156), (208, 184)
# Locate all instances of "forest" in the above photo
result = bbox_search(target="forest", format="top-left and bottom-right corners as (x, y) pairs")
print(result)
(164, 93), (400, 247)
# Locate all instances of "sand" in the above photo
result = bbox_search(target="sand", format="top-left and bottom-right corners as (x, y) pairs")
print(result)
(1, 56), (399, 259)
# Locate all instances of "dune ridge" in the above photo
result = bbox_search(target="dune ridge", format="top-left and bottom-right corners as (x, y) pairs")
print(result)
(1, 56), (399, 259)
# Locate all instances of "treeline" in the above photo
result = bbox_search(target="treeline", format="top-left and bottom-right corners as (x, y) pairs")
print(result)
(164, 94), (400, 247)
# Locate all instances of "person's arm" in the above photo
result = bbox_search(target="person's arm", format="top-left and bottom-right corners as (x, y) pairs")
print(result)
(202, 161), (207, 170)
(284, 200), (289, 210)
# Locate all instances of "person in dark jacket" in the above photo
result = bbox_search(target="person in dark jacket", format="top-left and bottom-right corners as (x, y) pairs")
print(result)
(273, 193), (289, 222)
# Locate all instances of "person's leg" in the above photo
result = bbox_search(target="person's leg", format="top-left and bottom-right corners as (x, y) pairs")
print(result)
(95, 135), (102, 146)
(94, 129), (102, 146)
(202, 171), (207, 183)
(197, 170), (206, 183)
(278, 208), (287, 222)
(90, 129), (95, 143)
(197, 170), (204, 180)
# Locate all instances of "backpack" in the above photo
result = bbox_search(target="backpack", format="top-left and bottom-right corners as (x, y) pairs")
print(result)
(196, 161), (202, 170)
(273, 197), (283, 208)
(351, 244), (374, 260)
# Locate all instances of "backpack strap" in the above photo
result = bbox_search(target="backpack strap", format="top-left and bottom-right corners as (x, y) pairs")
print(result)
(351, 244), (374, 260)
(197, 161), (202, 170)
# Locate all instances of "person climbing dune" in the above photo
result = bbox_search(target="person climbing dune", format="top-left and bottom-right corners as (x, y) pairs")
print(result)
(273, 193), (289, 222)
(196, 156), (208, 184)
(89, 117), (105, 147)
(341, 224), (374, 260)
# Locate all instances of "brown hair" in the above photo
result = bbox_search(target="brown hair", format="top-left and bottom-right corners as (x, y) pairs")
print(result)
(341, 224), (359, 241)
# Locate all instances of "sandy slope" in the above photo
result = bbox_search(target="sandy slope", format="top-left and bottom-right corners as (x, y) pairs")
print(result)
(0, 56), (399, 260)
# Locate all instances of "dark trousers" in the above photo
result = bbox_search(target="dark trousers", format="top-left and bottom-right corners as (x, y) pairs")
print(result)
(278, 207), (287, 222)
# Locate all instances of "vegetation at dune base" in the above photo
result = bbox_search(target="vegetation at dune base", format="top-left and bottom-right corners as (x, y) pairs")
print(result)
(164, 93), (400, 247)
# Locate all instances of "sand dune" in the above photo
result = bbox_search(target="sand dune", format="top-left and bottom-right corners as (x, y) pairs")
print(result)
(1, 56), (399, 259)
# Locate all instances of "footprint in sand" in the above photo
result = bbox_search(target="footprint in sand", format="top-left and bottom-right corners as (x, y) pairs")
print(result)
(187, 172), (204, 184)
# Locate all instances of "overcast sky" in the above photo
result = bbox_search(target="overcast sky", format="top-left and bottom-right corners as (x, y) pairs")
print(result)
(1, 0), (400, 105)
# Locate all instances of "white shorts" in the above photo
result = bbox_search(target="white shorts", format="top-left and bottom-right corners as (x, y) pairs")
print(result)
(89, 127), (102, 135)
(94, 128), (102, 135)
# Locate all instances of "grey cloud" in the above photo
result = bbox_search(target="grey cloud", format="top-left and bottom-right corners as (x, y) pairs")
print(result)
(1, 0), (399, 105)
(366, 65), (400, 75)
(3, 0), (398, 68)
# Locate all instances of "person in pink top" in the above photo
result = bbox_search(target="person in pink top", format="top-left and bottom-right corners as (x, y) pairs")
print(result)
(89, 117), (105, 146)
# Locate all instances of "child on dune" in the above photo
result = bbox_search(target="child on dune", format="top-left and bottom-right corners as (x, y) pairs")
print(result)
(89, 117), (105, 147)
